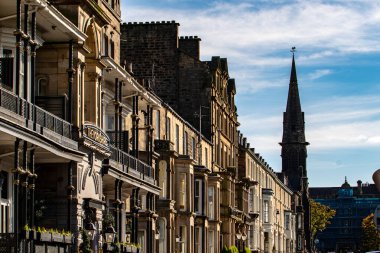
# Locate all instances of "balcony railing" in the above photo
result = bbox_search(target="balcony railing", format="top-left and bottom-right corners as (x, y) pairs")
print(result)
(106, 130), (129, 152)
(107, 145), (155, 184)
(0, 86), (72, 139)
(0, 233), (16, 253)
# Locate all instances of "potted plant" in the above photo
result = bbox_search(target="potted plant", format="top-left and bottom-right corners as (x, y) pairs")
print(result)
(37, 227), (52, 242)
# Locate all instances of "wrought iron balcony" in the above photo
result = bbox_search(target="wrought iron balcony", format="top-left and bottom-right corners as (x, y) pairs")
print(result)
(106, 130), (129, 152)
(105, 145), (155, 185)
(0, 233), (16, 253)
(0, 86), (74, 145)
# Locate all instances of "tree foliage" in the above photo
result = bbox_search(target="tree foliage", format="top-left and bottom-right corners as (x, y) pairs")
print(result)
(79, 229), (93, 253)
(310, 199), (336, 239)
(360, 213), (380, 252)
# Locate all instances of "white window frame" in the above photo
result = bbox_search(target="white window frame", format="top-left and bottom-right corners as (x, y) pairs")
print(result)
(263, 200), (269, 223)
(195, 179), (202, 214)
(179, 173), (186, 210)
(208, 186), (214, 220)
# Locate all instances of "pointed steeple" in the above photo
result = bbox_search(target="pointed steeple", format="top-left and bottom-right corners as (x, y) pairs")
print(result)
(290, 52), (297, 84)
(282, 48), (307, 144)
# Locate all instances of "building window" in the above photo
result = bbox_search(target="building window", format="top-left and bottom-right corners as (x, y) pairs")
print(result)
(110, 39), (115, 59)
(166, 117), (171, 141)
(0, 171), (10, 233)
(285, 214), (290, 230)
(192, 137), (196, 160)
(179, 173), (186, 210)
(195, 227), (202, 253)
(297, 234), (302, 250)
(158, 218), (167, 253)
(248, 188), (254, 213)
(183, 131), (188, 155)
(139, 194), (146, 210)
(297, 213), (302, 229)
(208, 186), (215, 219)
(179, 226), (186, 253)
(208, 230), (214, 253)
(0, 49), (14, 90)
(104, 34), (109, 56)
(155, 111), (160, 139)
(138, 231), (146, 253)
(205, 147), (208, 167)
(263, 200), (269, 223)
(249, 225), (254, 249)
(175, 124), (179, 152)
(195, 179), (202, 214)
(158, 161), (167, 199)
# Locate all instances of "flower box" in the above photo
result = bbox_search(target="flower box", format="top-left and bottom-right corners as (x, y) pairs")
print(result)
(63, 234), (72, 244)
(37, 231), (52, 242)
(51, 232), (64, 243)
(22, 229), (37, 240)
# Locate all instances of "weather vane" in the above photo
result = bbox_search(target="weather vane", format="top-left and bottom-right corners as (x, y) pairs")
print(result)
(291, 46), (296, 55)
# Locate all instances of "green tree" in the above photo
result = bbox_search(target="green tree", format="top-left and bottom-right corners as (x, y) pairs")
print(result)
(221, 245), (230, 253)
(79, 229), (93, 253)
(310, 199), (336, 240)
(361, 213), (380, 251)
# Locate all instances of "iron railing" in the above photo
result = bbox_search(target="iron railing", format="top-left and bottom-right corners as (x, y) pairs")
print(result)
(108, 145), (154, 182)
(0, 233), (16, 253)
(106, 130), (129, 152)
(0, 86), (72, 139)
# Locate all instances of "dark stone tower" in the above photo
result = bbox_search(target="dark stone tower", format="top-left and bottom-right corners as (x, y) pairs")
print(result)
(280, 51), (309, 191)
(280, 50), (311, 252)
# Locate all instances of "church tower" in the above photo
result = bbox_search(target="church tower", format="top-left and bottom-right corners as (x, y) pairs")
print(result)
(280, 49), (309, 191)
(280, 49), (311, 252)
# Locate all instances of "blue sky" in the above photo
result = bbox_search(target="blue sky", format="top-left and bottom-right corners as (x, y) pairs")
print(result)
(121, 0), (380, 187)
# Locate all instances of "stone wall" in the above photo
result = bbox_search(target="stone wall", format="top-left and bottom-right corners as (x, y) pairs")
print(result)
(121, 21), (180, 109)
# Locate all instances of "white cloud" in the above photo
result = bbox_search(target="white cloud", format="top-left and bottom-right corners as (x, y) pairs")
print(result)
(122, 0), (380, 93)
(308, 69), (332, 80)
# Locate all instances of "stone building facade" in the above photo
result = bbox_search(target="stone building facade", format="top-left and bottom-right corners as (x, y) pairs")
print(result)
(0, 1), (301, 253)
(239, 134), (296, 253)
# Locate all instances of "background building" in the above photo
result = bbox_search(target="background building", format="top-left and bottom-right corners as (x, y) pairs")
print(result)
(310, 179), (380, 253)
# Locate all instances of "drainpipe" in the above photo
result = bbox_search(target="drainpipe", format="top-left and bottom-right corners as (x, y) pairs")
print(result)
(114, 78), (119, 149)
(29, 148), (35, 253)
(67, 40), (74, 124)
(23, 4), (29, 103)
(67, 161), (73, 232)
(118, 81), (122, 150)
(30, 12), (36, 105)
(13, 138), (20, 252)
(22, 141), (28, 234)
(15, 0), (21, 96)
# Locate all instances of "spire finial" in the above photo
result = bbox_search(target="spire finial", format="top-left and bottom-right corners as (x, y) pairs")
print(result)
(290, 47), (297, 84)
(291, 46), (296, 55)
(345, 176), (347, 183)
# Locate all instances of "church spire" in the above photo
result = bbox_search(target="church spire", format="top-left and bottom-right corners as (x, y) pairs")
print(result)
(280, 47), (309, 189)
(282, 47), (307, 144)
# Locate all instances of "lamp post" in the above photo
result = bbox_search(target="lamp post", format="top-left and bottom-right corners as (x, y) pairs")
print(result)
(314, 238), (319, 253)
(85, 222), (96, 240)
(103, 225), (116, 253)
(194, 105), (209, 165)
